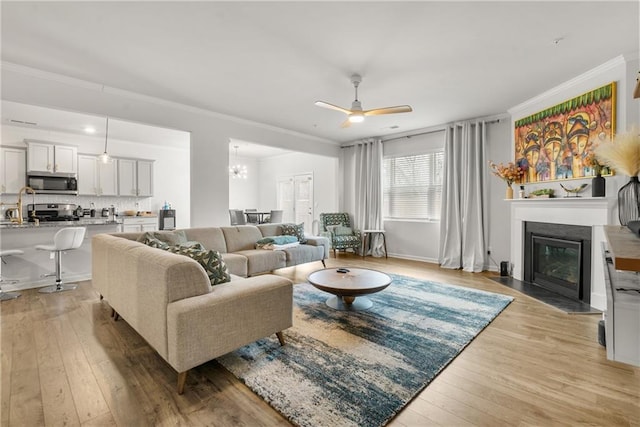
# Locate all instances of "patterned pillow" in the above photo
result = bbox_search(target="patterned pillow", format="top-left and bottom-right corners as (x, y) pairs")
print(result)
(137, 230), (187, 246)
(167, 243), (231, 286)
(140, 234), (170, 250)
(281, 223), (306, 244)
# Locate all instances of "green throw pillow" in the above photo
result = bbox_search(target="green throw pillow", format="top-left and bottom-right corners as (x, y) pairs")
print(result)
(138, 230), (188, 246)
(140, 234), (170, 250)
(281, 223), (306, 244)
(167, 243), (231, 286)
(334, 226), (354, 236)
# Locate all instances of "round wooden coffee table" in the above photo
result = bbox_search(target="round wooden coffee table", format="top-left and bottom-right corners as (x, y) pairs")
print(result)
(307, 267), (392, 311)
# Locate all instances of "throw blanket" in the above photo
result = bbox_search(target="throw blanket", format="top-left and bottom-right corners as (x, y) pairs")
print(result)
(257, 242), (300, 250)
(257, 235), (298, 245)
(256, 235), (299, 250)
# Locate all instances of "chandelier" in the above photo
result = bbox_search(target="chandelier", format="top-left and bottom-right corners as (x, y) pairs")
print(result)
(229, 145), (248, 179)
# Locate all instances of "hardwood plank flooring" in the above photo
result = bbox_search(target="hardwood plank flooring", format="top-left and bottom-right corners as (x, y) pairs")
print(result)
(1, 254), (638, 426)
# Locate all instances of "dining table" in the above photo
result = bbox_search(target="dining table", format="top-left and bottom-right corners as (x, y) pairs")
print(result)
(245, 211), (270, 224)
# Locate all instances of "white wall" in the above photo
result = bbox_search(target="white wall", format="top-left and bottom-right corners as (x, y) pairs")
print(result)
(228, 154), (259, 211)
(257, 152), (339, 224)
(1, 123), (191, 227)
(380, 130), (446, 262)
(485, 118), (514, 270)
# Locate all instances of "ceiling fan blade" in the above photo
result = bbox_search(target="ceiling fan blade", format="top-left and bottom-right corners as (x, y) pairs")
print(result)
(340, 119), (352, 128)
(364, 105), (413, 116)
(314, 101), (352, 115)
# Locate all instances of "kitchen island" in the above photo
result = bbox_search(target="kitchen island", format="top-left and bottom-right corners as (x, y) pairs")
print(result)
(0, 218), (121, 292)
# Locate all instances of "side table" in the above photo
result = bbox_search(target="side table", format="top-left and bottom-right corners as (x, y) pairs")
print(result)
(361, 229), (388, 259)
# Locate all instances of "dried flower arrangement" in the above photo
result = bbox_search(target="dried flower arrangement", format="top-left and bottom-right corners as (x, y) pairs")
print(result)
(488, 161), (525, 186)
(595, 127), (640, 176)
(583, 151), (605, 175)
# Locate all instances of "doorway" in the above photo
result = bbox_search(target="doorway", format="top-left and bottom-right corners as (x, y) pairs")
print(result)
(277, 173), (314, 233)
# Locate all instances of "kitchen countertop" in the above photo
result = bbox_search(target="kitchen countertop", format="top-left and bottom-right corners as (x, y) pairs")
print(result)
(0, 218), (122, 229)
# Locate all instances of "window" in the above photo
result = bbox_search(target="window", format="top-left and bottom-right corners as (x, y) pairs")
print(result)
(383, 150), (444, 220)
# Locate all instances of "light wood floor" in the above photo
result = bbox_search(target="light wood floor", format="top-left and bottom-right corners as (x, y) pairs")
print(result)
(1, 254), (639, 426)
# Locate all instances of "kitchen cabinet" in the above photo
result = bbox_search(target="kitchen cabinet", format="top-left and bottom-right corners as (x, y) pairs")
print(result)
(78, 155), (118, 196)
(118, 158), (154, 197)
(27, 141), (77, 174)
(121, 216), (157, 232)
(1, 147), (26, 194)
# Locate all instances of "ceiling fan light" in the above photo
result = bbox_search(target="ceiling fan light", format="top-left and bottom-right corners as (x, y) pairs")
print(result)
(348, 113), (364, 123)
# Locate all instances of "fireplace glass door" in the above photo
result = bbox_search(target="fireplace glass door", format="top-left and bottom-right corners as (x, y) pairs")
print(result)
(532, 236), (582, 300)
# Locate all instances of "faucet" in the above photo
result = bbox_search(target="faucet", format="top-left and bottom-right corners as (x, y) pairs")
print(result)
(12, 186), (36, 224)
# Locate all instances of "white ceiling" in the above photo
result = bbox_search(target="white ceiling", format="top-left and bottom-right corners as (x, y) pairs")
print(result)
(1, 100), (190, 148)
(1, 2), (638, 145)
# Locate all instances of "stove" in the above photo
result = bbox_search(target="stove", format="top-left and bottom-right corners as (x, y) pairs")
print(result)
(26, 203), (80, 222)
(28, 215), (79, 222)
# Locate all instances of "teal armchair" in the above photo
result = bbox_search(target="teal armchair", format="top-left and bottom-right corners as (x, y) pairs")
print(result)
(319, 213), (361, 257)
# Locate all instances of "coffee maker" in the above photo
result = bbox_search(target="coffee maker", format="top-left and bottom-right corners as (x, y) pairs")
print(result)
(159, 209), (176, 230)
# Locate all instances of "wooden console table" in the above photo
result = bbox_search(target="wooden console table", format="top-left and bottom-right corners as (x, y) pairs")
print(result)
(602, 225), (640, 367)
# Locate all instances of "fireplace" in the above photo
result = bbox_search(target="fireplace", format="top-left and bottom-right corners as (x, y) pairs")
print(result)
(524, 221), (591, 304)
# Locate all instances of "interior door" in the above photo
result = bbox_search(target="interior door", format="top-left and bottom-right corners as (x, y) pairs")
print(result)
(276, 177), (295, 223)
(294, 173), (313, 233)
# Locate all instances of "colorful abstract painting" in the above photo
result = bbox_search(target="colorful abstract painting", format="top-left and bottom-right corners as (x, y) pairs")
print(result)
(514, 82), (616, 183)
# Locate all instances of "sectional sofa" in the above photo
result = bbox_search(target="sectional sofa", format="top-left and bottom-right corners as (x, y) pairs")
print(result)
(91, 224), (329, 393)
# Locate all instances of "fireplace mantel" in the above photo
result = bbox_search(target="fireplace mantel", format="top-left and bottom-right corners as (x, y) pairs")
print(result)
(510, 197), (616, 310)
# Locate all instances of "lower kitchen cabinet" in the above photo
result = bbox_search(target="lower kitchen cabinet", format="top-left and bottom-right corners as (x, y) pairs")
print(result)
(121, 216), (157, 232)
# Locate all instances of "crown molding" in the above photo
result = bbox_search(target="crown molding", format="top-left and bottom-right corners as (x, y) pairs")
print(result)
(1, 61), (337, 146)
(508, 55), (628, 117)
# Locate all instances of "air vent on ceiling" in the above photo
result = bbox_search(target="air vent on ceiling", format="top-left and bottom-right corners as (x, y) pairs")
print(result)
(10, 119), (38, 126)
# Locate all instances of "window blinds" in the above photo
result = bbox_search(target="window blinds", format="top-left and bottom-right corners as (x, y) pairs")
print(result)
(383, 150), (444, 220)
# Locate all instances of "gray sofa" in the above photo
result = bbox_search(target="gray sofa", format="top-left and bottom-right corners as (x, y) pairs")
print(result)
(91, 224), (329, 393)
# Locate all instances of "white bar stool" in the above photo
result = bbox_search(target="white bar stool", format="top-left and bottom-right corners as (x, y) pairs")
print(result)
(36, 227), (86, 293)
(0, 249), (23, 301)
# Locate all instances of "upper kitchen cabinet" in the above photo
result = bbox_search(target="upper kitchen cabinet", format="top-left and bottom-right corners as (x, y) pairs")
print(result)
(1, 146), (26, 194)
(27, 141), (77, 174)
(118, 158), (154, 197)
(78, 154), (118, 196)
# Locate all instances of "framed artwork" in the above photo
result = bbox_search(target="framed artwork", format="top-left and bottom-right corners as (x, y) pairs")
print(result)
(514, 82), (616, 183)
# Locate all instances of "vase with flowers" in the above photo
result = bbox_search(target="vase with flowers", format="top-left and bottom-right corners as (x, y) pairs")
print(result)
(583, 151), (606, 197)
(489, 161), (525, 199)
(595, 127), (640, 225)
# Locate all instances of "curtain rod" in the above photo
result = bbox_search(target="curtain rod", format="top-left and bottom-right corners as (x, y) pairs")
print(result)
(340, 117), (503, 148)
(380, 118), (500, 143)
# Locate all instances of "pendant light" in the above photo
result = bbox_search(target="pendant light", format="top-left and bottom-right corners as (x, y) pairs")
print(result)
(229, 145), (248, 179)
(99, 117), (112, 164)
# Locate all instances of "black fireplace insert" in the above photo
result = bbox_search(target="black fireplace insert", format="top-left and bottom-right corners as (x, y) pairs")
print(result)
(524, 222), (591, 304)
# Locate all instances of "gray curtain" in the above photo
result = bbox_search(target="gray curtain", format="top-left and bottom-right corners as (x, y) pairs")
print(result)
(342, 138), (385, 256)
(439, 121), (487, 272)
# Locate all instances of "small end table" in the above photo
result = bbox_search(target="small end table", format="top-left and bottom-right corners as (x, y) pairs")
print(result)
(361, 229), (388, 259)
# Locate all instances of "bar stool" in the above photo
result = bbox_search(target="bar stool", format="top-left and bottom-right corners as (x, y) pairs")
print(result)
(37, 227), (86, 293)
(0, 249), (23, 301)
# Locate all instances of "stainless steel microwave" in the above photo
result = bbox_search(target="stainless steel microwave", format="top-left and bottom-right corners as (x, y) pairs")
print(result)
(27, 175), (78, 195)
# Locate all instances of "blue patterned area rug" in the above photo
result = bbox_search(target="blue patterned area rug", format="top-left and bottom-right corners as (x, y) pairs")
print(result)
(218, 274), (513, 427)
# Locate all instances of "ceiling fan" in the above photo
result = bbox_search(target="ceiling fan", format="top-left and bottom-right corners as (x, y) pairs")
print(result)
(315, 74), (412, 128)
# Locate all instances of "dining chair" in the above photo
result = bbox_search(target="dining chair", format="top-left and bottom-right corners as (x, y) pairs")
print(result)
(234, 210), (247, 225)
(245, 208), (259, 224)
(267, 210), (283, 223)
